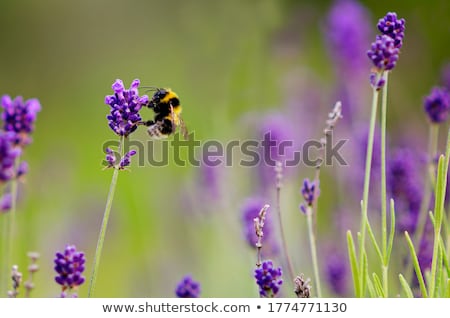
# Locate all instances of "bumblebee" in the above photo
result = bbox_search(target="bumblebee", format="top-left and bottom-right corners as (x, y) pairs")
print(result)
(142, 88), (188, 139)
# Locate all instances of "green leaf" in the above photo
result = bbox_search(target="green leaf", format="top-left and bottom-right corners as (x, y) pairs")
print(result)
(347, 230), (360, 297)
(405, 231), (428, 297)
(366, 218), (383, 263)
(399, 274), (414, 298)
(386, 199), (396, 265)
(372, 273), (385, 298)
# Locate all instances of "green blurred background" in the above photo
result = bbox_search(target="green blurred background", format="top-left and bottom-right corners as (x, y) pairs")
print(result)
(0, 0), (449, 297)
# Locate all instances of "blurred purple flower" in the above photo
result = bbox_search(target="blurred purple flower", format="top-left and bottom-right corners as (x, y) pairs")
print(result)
(17, 161), (28, 178)
(324, 250), (348, 296)
(325, 0), (371, 76)
(441, 64), (450, 90)
(54, 245), (86, 292)
(0, 131), (21, 183)
(175, 275), (201, 298)
(0, 193), (12, 213)
(104, 79), (148, 137)
(423, 87), (450, 124)
(1, 95), (41, 146)
(388, 148), (423, 234)
(105, 147), (116, 168)
(254, 260), (283, 298)
(198, 162), (221, 201)
(377, 12), (405, 48)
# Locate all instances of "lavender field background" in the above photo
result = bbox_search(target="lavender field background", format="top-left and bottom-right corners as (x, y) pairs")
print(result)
(0, 0), (449, 297)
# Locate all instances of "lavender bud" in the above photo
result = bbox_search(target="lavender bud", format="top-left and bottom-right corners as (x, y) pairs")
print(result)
(175, 275), (201, 298)
(254, 260), (283, 297)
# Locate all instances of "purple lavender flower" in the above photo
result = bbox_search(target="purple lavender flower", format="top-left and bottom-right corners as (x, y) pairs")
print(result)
(104, 79), (148, 137)
(54, 245), (86, 292)
(175, 275), (201, 298)
(0, 193), (12, 213)
(1, 95), (41, 146)
(377, 12), (405, 48)
(254, 260), (283, 297)
(388, 148), (423, 234)
(299, 178), (319, 214)
(17, 161), (28, 178)
(324, 250), (348, 296)
(325, 0), (371, 75)
(423, 87), (450, 124)
(105, 147), (116, 168)
(119, 150), (137, 169)
(367, 35), (399, 71)
(0, 131), (21, 183)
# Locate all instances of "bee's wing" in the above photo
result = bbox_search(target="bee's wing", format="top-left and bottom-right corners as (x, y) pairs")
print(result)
(179, 117), (189, 140)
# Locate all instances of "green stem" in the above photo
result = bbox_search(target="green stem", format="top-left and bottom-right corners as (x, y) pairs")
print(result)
(276, 185), (295, 284)
(4, 156), (20, 294)
(306, 207), (322, 297)
(88, 136), (123, 297)
(359, 80), (381, 296)
(415, 124), (439, 247)
(380, 73), (389, 297)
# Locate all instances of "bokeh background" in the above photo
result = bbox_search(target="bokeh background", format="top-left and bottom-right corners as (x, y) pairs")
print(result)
(0, 0), (449, 297)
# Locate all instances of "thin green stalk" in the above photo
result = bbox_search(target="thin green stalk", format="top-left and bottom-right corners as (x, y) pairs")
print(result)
(405, 231), (428, 297)
(381, 72), (389, 259)
(380, 72), (391, 297)
(359, 82), (381, 296)
(430, 130), (450, 296)
(346, 231), (360, 297)
(4, 156), (20, 294)
(415, 124), (439, 249)
(399, 274), (414, 298)
(306, 207), (322, 297)
(88, 136), (124, 297)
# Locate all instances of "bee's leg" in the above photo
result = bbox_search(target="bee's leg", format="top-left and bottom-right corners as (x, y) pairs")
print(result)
(140, 120), (155, 126)
(160, 119), (174, 135)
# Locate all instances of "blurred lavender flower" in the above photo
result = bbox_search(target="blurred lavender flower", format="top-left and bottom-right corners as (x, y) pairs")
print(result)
(54, 245), (86, 294)
(254, 260), (283, 298)
(175, 275), (201, 298)
(367, 35), (399, 72)
(299, 178), (319, 214)
(0, 193), (12, 213)
(119, 150), (137, 169)
(1, 95), (41, 146)
(388, 148), (423, 234)
(257, 114), (295, 192)
(7, 265), (22, 298)
(325, 0), (371, 76)
(17, 161), (28, 178)
(104, 79), (148, 137)
(198, 162), (221, 202)
(377, 12), (406, 48)
(241, 197), (276, 255)
(324, 250), (348, 296)
(0, 131), (21, 183)
(423, 87), (450, 124)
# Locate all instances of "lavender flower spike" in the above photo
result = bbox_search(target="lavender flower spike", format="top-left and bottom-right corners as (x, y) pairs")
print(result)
(54, 245), (86, 293)
(119, 150), (137, 169)
(377, 12), (405, 48)
(1, 95), (41, 146)
(0, 131), (21, 183)
(423, 87), (450, 124)
(254, 260), (283, 297)
(105, 79), (149, 137)
(367, 35), (399, 71)
(175, 275), (201, 298)
(300, 178), (320, 214)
